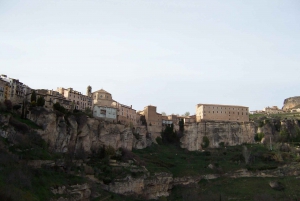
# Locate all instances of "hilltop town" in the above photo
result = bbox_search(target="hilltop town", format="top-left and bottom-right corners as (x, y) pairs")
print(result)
(2, 74), (300, 200)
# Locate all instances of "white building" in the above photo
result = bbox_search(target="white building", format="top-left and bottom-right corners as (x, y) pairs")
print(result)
(93, 105), (117, 122)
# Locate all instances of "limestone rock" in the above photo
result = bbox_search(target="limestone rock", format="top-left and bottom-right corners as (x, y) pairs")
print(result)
(180, 122), (255, 151)
(269, 181), (285, 191)
(283, 96), (300, 111)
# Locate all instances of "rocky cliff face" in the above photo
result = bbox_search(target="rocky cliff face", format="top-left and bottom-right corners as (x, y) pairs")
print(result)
(180, 122), (256, 151)
(0, 108), (151, 154)
(106, 172), (173, 199)
(283, 96), (300, 110)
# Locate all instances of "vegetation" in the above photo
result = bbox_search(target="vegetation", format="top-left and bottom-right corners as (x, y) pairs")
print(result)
(53, 102), (66, 114)
(161, 124), (179, 144)
(201, 136), (210, 148)
(36, 96), (45, 107)
(254, 132), (264, 142)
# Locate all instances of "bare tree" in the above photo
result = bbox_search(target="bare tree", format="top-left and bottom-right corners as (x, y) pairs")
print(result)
(242, 145), (251, 164)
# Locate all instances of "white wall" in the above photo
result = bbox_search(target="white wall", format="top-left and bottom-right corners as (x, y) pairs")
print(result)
(93, 105), (117, 120)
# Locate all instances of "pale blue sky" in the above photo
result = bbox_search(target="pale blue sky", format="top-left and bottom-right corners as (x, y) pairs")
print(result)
(1, 0), (300, 115)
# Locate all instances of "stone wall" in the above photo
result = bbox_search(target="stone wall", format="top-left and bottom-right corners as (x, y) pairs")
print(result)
(180, 122), (256, 151)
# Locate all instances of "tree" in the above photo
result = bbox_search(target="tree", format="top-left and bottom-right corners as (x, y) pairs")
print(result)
(179, 118), (184, 132)
(184, 112), (190, 116)
(161, 112), (166, 116)
(36, 96), (45, 107)
(53, 102), (66, 113)
(4, 100), (12, 111)
(31, 90), (36, 102)
(242, 145), (251, 164)
(13, 104), (21, 111)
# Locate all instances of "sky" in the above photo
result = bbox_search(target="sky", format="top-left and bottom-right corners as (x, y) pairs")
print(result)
(1, 0), (300, 115)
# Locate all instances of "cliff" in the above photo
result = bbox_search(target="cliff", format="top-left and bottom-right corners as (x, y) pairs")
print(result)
(0, 108), (149, 154)
(180, 122), (256, 151)
(282, 96), (300, 110)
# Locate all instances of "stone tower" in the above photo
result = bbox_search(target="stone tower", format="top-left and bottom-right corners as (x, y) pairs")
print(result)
(86, 85), (92, 97)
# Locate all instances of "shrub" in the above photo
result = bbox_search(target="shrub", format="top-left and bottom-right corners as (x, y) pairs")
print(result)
(254, 132), (264, 142)
(13, 104), (21, 111)
(279, 129), (289, 142)
(201, 136), (210, 148)
(156, 137), (163, 145)
(36, 97), (45, 107)
(53, 102), (66, 114)
(4, 100), (12, 111)
(9, 117), (30, 133)
(105, 146), (116, 158)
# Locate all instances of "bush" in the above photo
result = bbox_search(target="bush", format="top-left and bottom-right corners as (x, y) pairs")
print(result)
(254, 132), (264, 142)
(13, 105), (21, 111)
(9, 118), (30, 133)
(201, 136), (210, 148)
(105, 146), (116, 158)
(4, 100), (12, 111)
(36, 97), (45, 107)
(156, 137), (163, 145)
(53, 102), (66, 114)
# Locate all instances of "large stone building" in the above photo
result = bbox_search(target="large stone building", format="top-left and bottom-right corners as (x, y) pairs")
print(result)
(0, 74), (30, 104)
(57, 86), (93, 110)
(117, 103), (137, 126)
(196, 104), (249, 122)
(92, 89), (118, 121)
(140, 105), (162, 127)
(138, 105), (162, 140)
(28, 89), (72, 110)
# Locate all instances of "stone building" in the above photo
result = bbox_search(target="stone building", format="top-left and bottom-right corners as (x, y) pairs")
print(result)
(183, 115), (196, 124)
(263, 106), (284, 114)
(28, 89), (72, 110)
(140, 105), (162, 127)
(196, 104), (249, 122)
(0, 74), (29, 105)
(117, 103), (137, 126)
(0, 78), (6, 102)
(92, 89), (117, 121)
(57, 86), (93, 110)
(138, 105), (162, 140)
(162, 115), (173, 125)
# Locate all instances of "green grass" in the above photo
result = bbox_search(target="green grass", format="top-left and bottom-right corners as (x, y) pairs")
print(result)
(169, 176), (300, 201)
(133, 143), (295, 177)
(12, 113), (42, 129)
(250, 112), (300, 121)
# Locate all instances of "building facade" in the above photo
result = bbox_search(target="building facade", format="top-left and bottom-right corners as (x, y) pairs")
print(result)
(263, 106), (284, 114)
(93, 105), (117, 122)
(0, 75), (28, 105)
(92, 89), (118, 121)
(117, 103), (137, 126)
(196, 104), (249, 122)
(57, 87), (93, 110)
(30, 89), (72, 110)
(0, 78), (6, 102)
(142, 105), (162, 127)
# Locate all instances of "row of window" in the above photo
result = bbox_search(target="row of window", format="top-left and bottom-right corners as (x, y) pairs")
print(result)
(204, 111), (248, 115)
(203, 106), (248, 111)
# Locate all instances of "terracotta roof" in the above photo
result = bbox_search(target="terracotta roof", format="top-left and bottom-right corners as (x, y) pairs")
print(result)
(93, 89), (111, 94)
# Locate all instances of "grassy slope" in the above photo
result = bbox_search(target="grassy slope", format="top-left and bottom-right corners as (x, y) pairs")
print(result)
(133, 143), (282, 177)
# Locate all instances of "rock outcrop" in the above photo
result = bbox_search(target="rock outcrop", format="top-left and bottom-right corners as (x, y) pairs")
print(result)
(0, 108), (138, 154)
(107, 172), (173, 199)
(50, 183), (91, 201)
(283, 96), (300, 111)
(180, 122), (255, 151)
